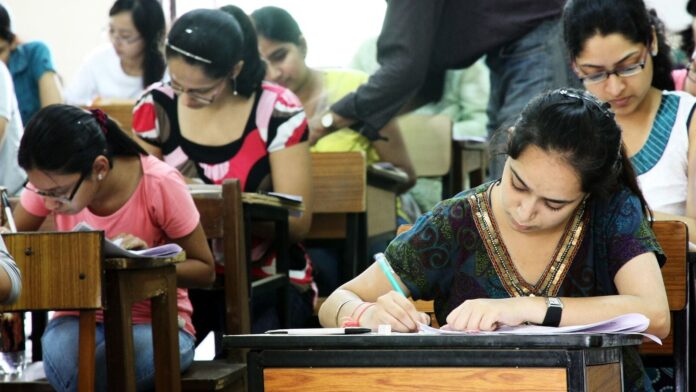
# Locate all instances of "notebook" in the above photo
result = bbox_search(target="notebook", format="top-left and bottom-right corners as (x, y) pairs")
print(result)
(72, 222), (183, 259)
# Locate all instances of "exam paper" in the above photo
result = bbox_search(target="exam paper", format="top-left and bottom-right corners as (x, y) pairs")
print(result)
(418, 313), (661, 344)
(73, 222), (183, 259)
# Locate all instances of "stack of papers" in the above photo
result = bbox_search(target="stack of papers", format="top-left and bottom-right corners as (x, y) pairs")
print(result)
(73, 222), (183, 259)
(419, 313), (660, 344)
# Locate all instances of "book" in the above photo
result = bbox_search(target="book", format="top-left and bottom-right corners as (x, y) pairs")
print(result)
(418, 313), (661, 344)
(187, 184), (304, 216)
(73, 222), (183, 259)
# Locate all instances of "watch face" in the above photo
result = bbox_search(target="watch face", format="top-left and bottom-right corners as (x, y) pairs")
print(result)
(548, 297), (563, 307)
(321, 113), (333, 128)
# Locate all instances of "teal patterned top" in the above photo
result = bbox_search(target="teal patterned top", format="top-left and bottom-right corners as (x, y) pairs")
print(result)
(385, 181), (664, 392)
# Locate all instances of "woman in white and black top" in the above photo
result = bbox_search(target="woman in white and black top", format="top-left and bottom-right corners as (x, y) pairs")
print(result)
(0, 235), (21, 304)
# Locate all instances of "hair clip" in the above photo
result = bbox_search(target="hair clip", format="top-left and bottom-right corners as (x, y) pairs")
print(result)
(557, 89), (613, 120)
(166, 41), (212, 64)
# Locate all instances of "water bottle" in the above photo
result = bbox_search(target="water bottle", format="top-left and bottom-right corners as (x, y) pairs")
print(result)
(0, 312), (25, 376)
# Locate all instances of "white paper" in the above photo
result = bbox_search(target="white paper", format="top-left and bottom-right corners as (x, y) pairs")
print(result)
(418, 313), (661, 344)
(73, 222), (183, 259)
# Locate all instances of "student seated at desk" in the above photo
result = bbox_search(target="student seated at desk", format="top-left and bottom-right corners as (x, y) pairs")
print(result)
(64, 0), (165, 105)
(132, 8), (315, 337)
(12, 104), (214, 392)
(0, 235), (21, 305)
(251, 6), (416, 193)
(319, 89), (670, 392)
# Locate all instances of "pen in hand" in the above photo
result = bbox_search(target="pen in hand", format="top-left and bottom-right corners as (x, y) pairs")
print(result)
(375, 252), (406, 297)
(1, 192), (16, 233)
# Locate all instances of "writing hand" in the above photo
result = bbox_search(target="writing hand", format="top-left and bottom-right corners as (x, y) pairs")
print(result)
(111, 233), (148, 250)
(361, 291), (430, 332)
(445, 297), (530, 332)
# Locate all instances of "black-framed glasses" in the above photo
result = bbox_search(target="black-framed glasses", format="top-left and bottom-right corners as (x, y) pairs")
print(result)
(23, 172), (88, 204)
(576, 48), (649, 85)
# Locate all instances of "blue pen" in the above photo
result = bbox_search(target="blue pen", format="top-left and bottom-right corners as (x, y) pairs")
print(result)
(375, 253), (406, 297)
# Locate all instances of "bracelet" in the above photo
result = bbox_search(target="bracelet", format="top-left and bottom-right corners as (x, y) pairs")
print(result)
(334, 299), (356, 327)
(355, 303), (376, 326)
(342, 302), (375, 327)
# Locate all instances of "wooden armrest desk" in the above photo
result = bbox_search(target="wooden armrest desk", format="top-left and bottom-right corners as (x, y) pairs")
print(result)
(224, 333), (641, 391)
(103, 252), (185, 392)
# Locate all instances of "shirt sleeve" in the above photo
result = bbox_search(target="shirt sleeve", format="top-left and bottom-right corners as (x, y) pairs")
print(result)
(19, 185), (52, 218)
(385, 196), (465, 300)
(0, 63), (13, 121)
(132, 88), (165, 146)
(0, 235), (21, 305)
(27, 42), (56, 82)
(603, 191), (664, 279)
(265, 87), (308, 153)
(148, 166), (200, 241)
(64, 56), (97, 105)
(330, 0), (445, 140)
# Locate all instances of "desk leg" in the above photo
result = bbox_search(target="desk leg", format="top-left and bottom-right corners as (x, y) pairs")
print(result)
(104, 269), (137, 392)
(150, 266), (181, 392)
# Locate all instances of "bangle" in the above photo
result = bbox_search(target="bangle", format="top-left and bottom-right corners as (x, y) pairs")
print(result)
(355, 303), (376, 326)
(334, 299), (356, 327)
(342, 302), (375, 327)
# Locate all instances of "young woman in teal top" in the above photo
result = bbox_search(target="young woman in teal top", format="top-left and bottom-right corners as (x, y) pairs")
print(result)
(320, 88), (670, 391)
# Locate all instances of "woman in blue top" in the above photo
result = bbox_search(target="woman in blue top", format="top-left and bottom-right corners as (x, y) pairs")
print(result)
(319, 88), (670, 391)
(0, 3), (62, 124)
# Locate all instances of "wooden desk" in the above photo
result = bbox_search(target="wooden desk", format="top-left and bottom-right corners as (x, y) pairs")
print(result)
(103, 252), (186, 392)
(452, 139), (488, 191)
(224, 333), (641, 391)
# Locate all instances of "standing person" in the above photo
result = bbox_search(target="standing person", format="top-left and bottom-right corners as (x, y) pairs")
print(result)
(11, 104), (214, 391)
(132, 8), (315, 342)
(251, 6), (416, 193)
(319, 89), (670, 392)
(0, 3), (63, 124)
(64, 0), (165, 105)
(563, 0), (696, 247)
(0, 60), (25, 196)
(311, 0), (577, 181)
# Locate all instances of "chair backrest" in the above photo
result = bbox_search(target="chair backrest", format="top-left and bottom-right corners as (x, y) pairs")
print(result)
(191, 179), (250, 340)
(397, 114), (453, 178)
(83, 100), (135, 134)
(0, 231), (103, 392)
(639, 220), (688, 391)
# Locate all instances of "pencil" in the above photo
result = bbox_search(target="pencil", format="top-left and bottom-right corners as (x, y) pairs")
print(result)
(375, 253), (406, 297)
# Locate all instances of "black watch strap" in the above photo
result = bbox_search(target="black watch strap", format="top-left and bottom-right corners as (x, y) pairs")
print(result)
(542, 297), (563, 327)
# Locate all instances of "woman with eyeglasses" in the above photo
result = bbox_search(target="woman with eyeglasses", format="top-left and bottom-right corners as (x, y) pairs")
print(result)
(64, 0), (165, 106)
(132, 8), (315, 342)
(672, 49), (696, 96)
(0, 3), (63, 124)
(564, 0), (696, 248)
(564, 1), (694, 389)
(10, 104), (214, 391)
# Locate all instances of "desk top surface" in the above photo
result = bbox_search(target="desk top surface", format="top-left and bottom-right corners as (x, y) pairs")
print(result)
(223, 333), (643, 350)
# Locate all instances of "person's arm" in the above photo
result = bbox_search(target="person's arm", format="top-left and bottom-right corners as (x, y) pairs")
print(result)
(0, 235), (21, 304)
(327, 1), (445, 140)
(171, 224), (215, 288)
(683, 106), (696, 243)
(372, 120), (417, 193)
(444, 251), (670, 338)
(268, 141), (314, 243)
(38, 71), (63, 107)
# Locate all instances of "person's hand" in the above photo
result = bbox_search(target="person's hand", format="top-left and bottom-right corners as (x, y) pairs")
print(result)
(307, 116), (329, 146)
(445, 297), (532, 331)
(360, 291), (430, 332)
(110, 233), (148, 250)
(0, 226), (10, 234)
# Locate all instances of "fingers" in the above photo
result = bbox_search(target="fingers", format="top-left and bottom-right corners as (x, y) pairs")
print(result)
(111, 233), (147, 250)
(446, 299), (502, 332)
(371, 292), (427, 332)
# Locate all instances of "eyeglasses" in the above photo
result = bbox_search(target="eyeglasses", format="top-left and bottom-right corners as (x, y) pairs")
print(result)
(107, 29), (142, 45)
(23, 172), (88, 204)
(167, 78), (228, 105)
(576, 48), (649, 85)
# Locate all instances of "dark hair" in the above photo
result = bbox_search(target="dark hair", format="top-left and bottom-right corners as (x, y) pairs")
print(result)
(563, 0), (674, 91)
(166, 8), (265, 97)
(250, 6), (303, 46)
(0, 3), (15, 43)
(507, 88), (650, 216)
(109, 0), (166, 89)
(18, 105), (147, 175)
(680, 0), (696, 58)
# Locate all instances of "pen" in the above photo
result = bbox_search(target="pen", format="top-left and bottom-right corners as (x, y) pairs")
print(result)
(265, 327), (372, 335)
(375, 252), (406, 297)
(1, 192), (16, 233)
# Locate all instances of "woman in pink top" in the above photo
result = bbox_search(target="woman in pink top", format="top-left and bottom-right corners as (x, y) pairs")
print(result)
(12, 104), (214, 392)
(672, 50), (696, 95)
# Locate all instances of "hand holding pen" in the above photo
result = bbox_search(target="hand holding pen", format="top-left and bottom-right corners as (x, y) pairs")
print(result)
(360, 253), (430, 332)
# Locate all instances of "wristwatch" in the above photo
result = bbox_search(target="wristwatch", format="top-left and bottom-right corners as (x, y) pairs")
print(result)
(320, 111), (337, 131)
(542, 297), (564, 327)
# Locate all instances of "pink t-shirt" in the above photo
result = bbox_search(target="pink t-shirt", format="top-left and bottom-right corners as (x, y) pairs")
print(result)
(20, 155), (201, 336)
(673, 69), (687, 92)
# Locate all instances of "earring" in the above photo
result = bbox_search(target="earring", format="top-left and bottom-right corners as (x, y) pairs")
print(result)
(232, 77), (238, 96)
(97, 173), (104, 181)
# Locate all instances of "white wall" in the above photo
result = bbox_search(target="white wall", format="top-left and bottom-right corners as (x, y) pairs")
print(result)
(2, 0), (385, 87)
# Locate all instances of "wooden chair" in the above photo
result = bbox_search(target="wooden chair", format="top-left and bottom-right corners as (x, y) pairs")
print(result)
(0, 231), (103, 392)
(640, 220), (689, 392)
(397, 114), (454, 198)
(83, 100), (135, 134)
